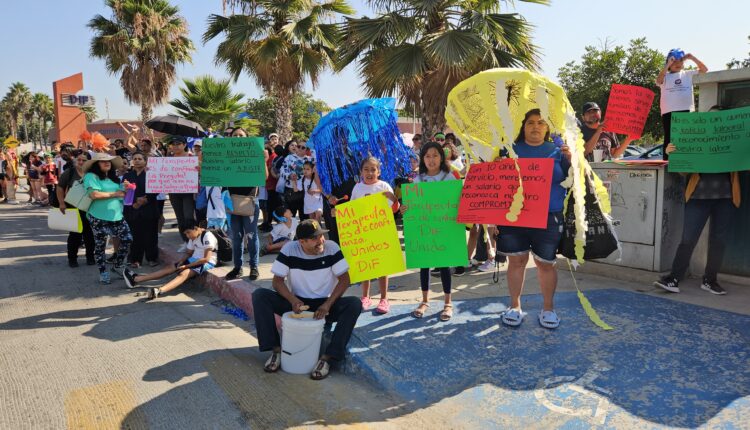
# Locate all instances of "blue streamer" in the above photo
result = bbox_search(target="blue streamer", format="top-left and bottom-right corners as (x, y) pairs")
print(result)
(308, 98), (415, 194)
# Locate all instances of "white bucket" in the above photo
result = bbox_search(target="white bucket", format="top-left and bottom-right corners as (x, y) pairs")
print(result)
(280, 311), (326, 374)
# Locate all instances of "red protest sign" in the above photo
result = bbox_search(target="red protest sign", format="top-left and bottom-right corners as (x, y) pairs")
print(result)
(457, 158), (553, 229)
(603, 84), (655, 139)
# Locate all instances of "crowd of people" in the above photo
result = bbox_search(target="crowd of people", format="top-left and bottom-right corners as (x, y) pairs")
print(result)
(1, 48), (739, 380)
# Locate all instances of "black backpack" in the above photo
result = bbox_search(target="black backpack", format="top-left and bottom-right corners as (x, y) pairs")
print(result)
(202, 230), (233, 264)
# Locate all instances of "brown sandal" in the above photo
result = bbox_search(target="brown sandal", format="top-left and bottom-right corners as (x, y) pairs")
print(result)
(411, 302), (430, 319)
(310, 359), (330, 380)
(439, 304), (453, 322)
(264, 352), (281, 373)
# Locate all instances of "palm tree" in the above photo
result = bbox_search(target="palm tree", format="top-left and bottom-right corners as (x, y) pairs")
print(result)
(204, 0), (353, 142)
(169, 75), (245, 130)
(337, 0), (547, 137)
(88, 0), (194, 121)
(4, 82), (32, 140)
(80, 106), (98, 123)
(32, 93), (54, 149)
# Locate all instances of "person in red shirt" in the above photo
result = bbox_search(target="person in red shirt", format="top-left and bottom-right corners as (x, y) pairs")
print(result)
(40, 153), (59, 206)
(260, 144), (280, 232)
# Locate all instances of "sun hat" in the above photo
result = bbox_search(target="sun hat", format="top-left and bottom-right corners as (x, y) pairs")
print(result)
(82, 152), (124, 173)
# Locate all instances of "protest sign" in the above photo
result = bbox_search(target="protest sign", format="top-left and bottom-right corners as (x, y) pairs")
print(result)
(401, 181), (467, 269)
(146, 157), (199, 193)
(336, 193), (405, 283)
(457, 158), (553, 228)
(201, 137), (266, 187)
(668, 106), (750, 173)
(603, 84), (655, 139)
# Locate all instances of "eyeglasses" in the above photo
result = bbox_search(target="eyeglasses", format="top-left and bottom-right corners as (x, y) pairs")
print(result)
(298, 145), (307, 149)
(435, 138), (445, 142)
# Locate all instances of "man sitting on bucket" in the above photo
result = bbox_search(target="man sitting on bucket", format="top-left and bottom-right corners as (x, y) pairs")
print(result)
(252, 219), (362, 380)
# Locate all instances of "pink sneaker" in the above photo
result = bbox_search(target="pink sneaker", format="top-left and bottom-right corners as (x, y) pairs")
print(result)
(360, 297), (372, 309)
(375, 299), (390, 314)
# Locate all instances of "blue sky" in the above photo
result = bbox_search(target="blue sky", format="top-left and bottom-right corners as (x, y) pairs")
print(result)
(0, 0), (747, 120)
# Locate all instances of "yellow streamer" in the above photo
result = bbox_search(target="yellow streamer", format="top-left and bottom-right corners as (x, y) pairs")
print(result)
(567, 259), (613, 331)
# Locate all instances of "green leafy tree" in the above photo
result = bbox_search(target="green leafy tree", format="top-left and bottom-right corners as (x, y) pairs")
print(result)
(337, 0), (547, 138)
(558, 38), (665, 143)
(203, 0), (353, 143)
(727, 35), (750, 69)
(88, 0), (195, 121)
(169, 75), (245, 130)
(245, 92), (330, 140)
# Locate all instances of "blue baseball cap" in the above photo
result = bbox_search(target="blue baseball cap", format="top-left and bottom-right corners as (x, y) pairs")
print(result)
(667, 49), (685, 63)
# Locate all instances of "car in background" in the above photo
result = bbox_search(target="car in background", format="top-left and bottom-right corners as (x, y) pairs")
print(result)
(622, 144), (663, 160)
(622, 146), (646, 158)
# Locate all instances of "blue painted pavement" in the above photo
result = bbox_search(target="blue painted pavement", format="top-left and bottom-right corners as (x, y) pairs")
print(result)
(346, 289), (750, 428)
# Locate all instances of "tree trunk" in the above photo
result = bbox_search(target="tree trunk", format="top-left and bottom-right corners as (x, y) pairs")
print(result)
(22, 118), (32, 151)
(141, 104), (153, 123)
(274, 87), (293, 143)
(420, 98), (447, 140)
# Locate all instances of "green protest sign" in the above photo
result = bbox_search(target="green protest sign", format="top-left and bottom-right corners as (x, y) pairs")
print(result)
(200, 137), (266, 186)
(668, 106), (750, 173)
(401, 181), (468, 269)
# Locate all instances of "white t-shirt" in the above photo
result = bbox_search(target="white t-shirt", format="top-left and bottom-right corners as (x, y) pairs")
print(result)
(414, 171), (457, 183)
(271, 218), (299, 242)
(187, 231), (218, 265)
(297, 177), (323, 214)
(205, 186), (226, 219)
(271, 241), (349, 299)
(351, 180), (395, 206)
(659, 70), (699, 114)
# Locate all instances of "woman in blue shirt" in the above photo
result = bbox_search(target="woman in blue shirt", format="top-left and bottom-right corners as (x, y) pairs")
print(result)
(83, 153), (133, 284)
(497, 109), (571, 329)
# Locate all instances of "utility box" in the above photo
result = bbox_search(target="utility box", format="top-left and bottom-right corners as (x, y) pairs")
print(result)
(589, 164), (685, 272)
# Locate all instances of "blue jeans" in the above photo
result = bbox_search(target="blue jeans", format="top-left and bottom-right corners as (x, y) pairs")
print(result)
(669, 198), (736, 282)
(229, 201), (260, 269)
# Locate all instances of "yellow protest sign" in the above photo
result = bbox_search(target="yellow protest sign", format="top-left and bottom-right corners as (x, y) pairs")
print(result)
(335, 193), (405, 283)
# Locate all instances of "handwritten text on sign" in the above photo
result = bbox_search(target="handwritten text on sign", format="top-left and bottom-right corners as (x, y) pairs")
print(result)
(201, 137), (266, 187)
(146, 157), (199, 194)
(335, 193), (405, 283)
(668, 106), (750, 173)
(604, 84), (655, 139)
(402, 181), (467, 269)
(457, 159), (553, 229)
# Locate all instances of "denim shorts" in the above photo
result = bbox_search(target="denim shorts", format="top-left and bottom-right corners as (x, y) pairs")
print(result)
(498, 212), (563, 264)
(185, 256), (215, 275)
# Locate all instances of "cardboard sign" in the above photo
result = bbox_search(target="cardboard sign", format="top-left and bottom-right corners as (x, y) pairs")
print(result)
(668, 106), (750, 173)
(335, 193), (405, 283)
(457, 159), (553, 228)
(604, 84), (655, 139)
(146, 157), (199, 194)
(402, 181), (468, 269)
(201, 137), (266, 187)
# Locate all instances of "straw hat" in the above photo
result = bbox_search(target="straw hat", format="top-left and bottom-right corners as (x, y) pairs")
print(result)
(83, 152), (124, 173)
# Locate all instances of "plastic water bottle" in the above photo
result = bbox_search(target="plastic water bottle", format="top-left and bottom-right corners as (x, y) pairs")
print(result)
(123, 183), (136, 206)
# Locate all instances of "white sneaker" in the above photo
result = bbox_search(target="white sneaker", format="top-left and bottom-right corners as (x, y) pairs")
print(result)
(477, 260), (495, 272)
(176, 243), (188, 253)
(7, 200), (18, 205)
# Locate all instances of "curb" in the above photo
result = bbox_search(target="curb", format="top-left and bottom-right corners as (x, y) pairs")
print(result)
(158, 246), (261, 319)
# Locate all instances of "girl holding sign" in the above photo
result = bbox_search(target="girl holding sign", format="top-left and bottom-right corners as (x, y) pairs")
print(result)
(401, 142), (457, 321)
(496, 109), (571, 329)
(351, 157), (400, 314)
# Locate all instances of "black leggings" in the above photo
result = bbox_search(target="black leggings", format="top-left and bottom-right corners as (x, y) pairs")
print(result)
(420, 268), (451, 294)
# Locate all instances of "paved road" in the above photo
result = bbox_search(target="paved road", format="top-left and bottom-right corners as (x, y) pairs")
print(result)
(0, 201), (446, 429)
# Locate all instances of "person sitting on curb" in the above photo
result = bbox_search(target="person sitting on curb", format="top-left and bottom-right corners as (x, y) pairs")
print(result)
(124, 220), (217, 300)
(260, 206), (299, 256)
(252, 219), (362, 380)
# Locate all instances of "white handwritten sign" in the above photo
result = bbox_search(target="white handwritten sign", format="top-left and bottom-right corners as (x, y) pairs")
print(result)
(146, 157), (199, 194)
